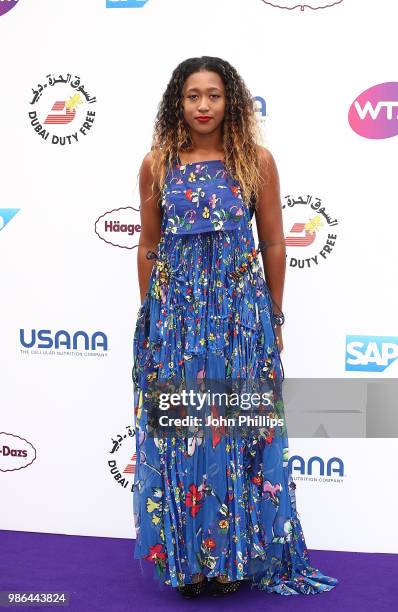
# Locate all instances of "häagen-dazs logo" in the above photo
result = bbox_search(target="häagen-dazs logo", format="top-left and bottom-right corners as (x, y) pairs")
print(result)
(0, 0), (20, 18)
(348, 83), (398, 139)
(282, 194), (339, 269)
(95, 207), (141, 249)
(0, 432), (36, 472)
(28, 73), (96, 145)
(261, 0), (343, 10)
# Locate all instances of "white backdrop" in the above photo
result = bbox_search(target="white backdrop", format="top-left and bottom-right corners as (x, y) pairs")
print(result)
(1, 0), (397, 554)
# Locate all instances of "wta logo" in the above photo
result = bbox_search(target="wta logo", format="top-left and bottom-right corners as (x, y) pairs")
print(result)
(348, 83), (398, 139)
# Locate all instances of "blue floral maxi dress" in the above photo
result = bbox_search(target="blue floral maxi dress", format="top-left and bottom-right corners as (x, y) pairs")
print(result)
(131, 158), (338, 595)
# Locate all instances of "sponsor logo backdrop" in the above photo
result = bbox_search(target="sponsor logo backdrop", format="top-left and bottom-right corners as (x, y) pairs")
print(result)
(1, 0), (397, 554)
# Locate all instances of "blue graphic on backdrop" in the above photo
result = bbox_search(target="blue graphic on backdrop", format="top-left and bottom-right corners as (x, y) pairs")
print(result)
(288, 455), (344, 477)
(106, 0), (149, 7)
(345, 335), (398, 372)
(0, 209), (20, 232)
(253, 96), (267, 118)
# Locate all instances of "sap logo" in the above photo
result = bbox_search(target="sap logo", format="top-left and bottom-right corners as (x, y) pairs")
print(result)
(345, 335), (398, 372)
(0, 209), (20, 232)
(288, 455), (344, 477)
(20, 329), (108, 351)
(106, 0), (149, 8)
(348, 83), (398, 140)
(253, 96), (267, 119)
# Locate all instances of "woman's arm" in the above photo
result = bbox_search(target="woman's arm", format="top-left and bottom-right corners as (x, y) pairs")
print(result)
(137, 152), (162, 304)
(254, 146), (286, 350)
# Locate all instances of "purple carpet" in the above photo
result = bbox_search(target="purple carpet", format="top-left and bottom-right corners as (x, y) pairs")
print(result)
(0, 530), (396, 611)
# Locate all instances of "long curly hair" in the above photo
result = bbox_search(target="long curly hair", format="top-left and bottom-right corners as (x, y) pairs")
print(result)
(148, 56), (265, 209)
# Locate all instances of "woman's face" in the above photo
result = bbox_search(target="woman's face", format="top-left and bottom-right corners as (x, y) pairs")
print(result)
(181, 70), (226, 137)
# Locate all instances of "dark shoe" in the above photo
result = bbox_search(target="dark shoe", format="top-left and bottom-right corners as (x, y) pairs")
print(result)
(209, 577), (242, 597)
(177, 576), (207, 599)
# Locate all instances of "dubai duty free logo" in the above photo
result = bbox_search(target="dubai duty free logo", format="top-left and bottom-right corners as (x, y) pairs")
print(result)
(282, 194), (339, 269)
(107, 424), (137, 492)
(0, 0), (20, 18)
(260, 0), (343, 11)
(349, 83), (398, 140)
(28, 73), (97, 145)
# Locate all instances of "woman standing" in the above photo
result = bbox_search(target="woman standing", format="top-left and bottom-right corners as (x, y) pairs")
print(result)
(132, 56), (338, 599)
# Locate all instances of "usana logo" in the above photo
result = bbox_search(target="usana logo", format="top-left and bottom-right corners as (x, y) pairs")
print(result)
(253, 96), (267, 140)
(253, 96), (267, 124)
(0, 0), (20, 18)
(28, 73), (96, 145)
(20, 329), (108, 356)
(260, 0), (343, 10)
(282, 193), (339, 269)
(288, 454), (345, 483)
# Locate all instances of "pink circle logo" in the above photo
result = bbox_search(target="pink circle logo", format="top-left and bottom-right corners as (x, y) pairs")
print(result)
(348, 83), (398, 140)
(0, 0), (20, 18)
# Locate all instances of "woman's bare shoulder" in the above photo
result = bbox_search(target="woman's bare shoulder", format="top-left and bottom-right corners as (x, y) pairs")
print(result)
(139, 151), (162, 201)
(140, 151), (162, 186)
(140, 151), (155, 175)
(255, 144), (275, 164)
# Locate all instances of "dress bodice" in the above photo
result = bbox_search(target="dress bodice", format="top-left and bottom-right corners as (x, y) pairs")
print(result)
(160, 158), (254, 236)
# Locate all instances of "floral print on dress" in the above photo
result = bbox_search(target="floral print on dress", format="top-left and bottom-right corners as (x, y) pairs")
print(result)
(162, 160), (247, 235)
(131, 158), (338, 595)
